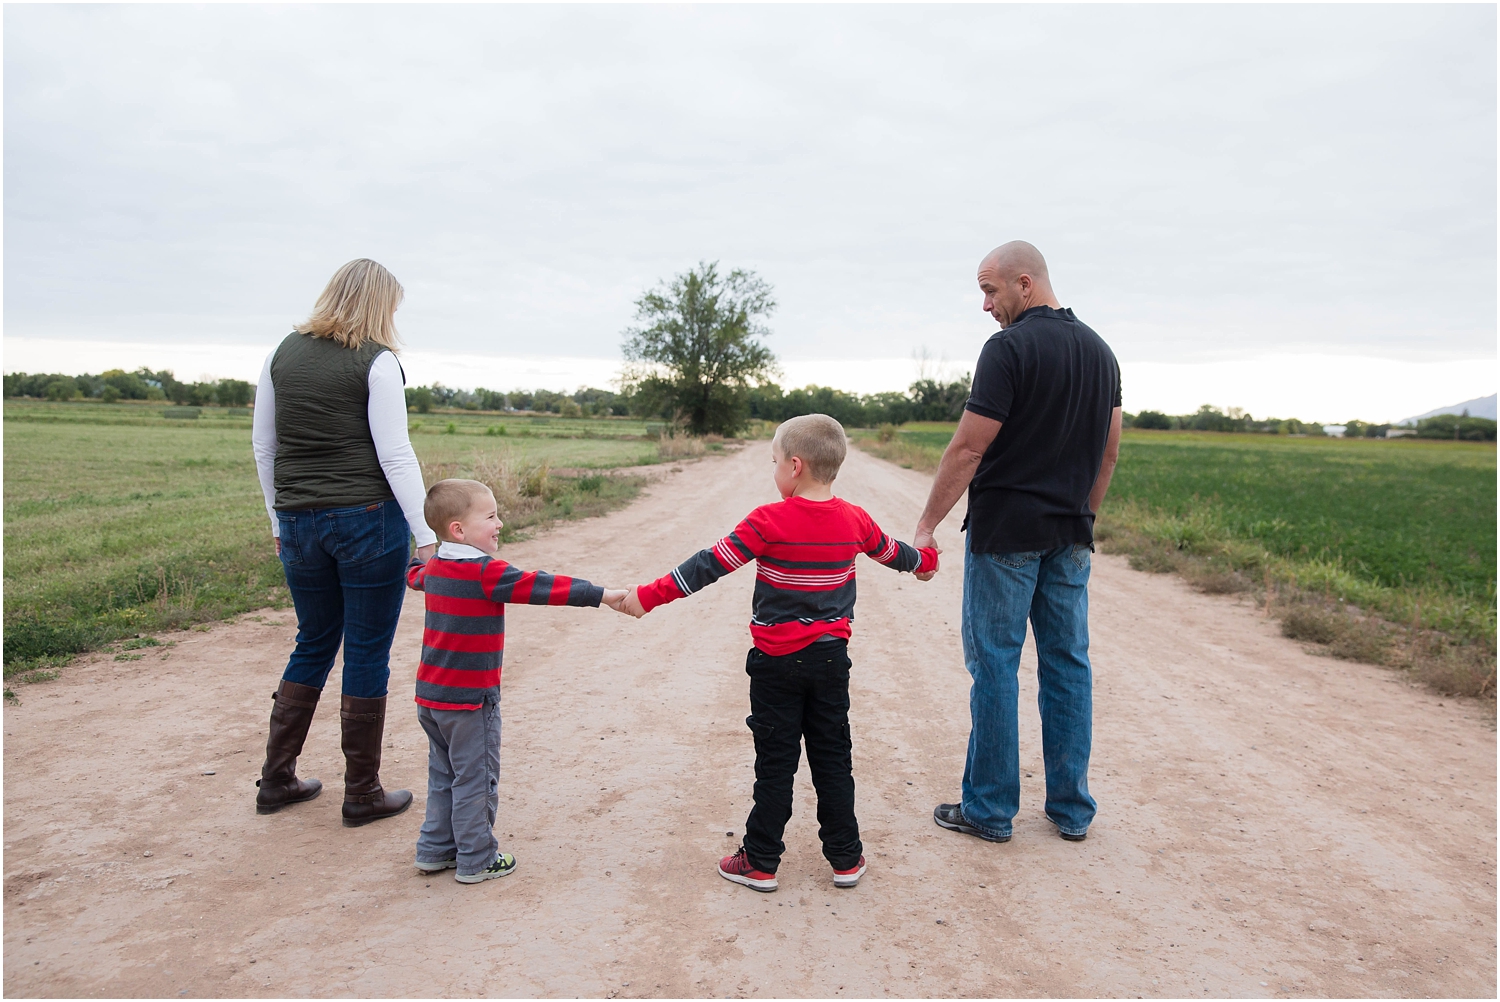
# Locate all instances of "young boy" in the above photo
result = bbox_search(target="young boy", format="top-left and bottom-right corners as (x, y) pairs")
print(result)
(406, 478), (626, 883)
(623, 414), (937, 891)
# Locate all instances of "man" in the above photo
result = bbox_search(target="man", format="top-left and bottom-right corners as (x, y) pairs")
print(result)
(913, 240), (1121, 843)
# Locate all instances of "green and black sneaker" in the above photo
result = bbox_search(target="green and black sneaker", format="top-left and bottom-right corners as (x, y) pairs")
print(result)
(456, 852), (517, 884)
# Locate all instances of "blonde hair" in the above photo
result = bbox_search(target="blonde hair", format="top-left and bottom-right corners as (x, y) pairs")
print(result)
(773, 414), (847, 483)
(424, 479), (494, 541)
(297, 259), (404, 351)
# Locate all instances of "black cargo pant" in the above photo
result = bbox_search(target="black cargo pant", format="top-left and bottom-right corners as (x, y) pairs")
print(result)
(741, 639), (862, 874)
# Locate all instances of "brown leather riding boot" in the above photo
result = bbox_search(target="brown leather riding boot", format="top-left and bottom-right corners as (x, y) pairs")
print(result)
(255, 680), (324, 814)
(340, 694), (413, 827)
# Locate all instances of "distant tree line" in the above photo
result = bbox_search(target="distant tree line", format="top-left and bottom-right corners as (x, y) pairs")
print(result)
(1400, 412), (1497, 442)
(747, 375), (972, 427)
(403, 384), (632, 417)
(1126, 404), (1497, 441)
(5, 369), (254, 407)
(399, 374), (974, 429)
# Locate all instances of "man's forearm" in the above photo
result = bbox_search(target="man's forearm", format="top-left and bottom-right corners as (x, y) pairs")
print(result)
(1088, 456), (1117, 514)
(1088, 406), (1124, 514)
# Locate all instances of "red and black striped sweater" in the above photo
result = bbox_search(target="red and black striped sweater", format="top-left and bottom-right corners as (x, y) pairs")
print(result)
(406, 542), (604, 710)
(636, 495), (938, 655)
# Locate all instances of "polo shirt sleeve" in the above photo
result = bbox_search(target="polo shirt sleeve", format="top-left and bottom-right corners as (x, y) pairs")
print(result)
(965, 335), (1016, 422)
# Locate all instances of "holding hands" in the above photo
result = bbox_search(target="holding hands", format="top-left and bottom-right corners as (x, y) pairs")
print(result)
(602, 586), (648, 618)
(912, 526), (942, 583)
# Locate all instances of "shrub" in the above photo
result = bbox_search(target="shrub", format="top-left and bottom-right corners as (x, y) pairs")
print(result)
(1415, 414), (1497, 441)
(658, 435), (706, 459)
(1132, 410), (1172, 430)
(1280, 603), (1395, 665)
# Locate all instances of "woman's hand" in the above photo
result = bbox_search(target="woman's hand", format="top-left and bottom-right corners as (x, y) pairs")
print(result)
(416, 543), (437, 562)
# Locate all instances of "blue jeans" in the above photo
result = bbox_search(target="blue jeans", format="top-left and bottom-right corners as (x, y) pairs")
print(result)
(416, 695), (502, 876)
(961, 542), (1096, 838)
(276, 500), (410, 699)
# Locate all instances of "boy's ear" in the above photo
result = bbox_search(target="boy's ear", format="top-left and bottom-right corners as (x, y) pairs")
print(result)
(447, 519), (465, 541)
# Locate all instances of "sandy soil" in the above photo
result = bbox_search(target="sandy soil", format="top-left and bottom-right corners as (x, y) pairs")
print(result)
(4, 443), (1495, 998)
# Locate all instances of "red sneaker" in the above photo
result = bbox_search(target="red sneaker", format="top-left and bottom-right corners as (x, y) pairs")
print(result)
(832, 856), (866, 888)
(718, 848), (778, 892)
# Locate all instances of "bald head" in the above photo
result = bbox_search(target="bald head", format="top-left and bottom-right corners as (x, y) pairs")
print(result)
(981, 241), (1051, 283)
(976, 240), (1060, 327)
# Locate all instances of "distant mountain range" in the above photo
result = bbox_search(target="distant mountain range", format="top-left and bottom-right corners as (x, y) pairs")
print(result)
(1399, 393), (1496, 425)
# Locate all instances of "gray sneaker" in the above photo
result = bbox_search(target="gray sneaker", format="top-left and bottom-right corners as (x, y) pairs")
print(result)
(456, 852), (517, 884)
(415, 857), (457, 874)
(932, 803), (1011, 843)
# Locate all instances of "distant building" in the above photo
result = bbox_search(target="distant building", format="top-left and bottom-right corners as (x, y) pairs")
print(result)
(1323, 425), (1347, 437)
(1386, 428), (1416, 438)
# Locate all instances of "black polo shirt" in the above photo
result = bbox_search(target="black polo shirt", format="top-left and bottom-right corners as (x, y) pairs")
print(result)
(962, 306), (1121, 554)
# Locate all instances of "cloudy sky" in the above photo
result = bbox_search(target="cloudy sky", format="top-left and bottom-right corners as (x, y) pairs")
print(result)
(5, 4), (1495, 420)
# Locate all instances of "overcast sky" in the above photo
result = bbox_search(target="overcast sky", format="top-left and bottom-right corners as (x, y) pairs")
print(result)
(4, 4), (1495, 417)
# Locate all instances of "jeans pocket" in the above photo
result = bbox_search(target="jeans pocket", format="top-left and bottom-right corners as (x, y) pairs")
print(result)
(746, 714), (775, 749)
(329, 503), (387, 563)
(998, 550), (1042, 569)
(277, 514), (303, 566)
(1070, 543), (1092, 571)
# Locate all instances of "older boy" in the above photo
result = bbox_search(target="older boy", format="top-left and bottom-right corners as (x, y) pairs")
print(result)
(623, 415), (938, 891)
(407, 479), (626, 883)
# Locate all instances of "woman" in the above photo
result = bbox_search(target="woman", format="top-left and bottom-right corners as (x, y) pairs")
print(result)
(250, 258), (437, 826)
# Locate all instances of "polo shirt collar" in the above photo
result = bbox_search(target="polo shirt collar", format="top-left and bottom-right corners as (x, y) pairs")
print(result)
(1012, 305), (1073, 325)
(437, 541), (490, 559)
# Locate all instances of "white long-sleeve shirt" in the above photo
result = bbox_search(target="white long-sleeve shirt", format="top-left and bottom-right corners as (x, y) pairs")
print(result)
(252, 347), (437, 547)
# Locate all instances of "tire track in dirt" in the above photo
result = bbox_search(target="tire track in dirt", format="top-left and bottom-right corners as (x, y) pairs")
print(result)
(3, 442), (1494, 997)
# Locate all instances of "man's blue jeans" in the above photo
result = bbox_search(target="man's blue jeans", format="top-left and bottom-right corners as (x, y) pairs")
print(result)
(961, 541), (1097, 839)
(276, 500), (410, 699)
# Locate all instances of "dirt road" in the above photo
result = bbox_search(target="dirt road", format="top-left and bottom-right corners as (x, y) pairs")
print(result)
(4, 443), (1495, 998)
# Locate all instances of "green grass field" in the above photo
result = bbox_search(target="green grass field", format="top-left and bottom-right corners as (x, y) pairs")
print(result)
(2, 400), (670, 682)
(854, 424), (1496, 691)
(1106, 432), (1495, 597)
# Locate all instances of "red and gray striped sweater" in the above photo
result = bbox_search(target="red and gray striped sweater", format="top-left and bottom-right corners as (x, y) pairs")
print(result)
(636, 495), (938, 655)
(406, 542), (604, 710)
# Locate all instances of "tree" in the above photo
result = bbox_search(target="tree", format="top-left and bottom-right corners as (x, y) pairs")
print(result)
(217, 378), (253, 407)
(908, 375), (971, 422)
(1133, 410), (1172, 430)
(44, 378), (78, 401)
(621, 261), (778, 435)
(408, 386), (433, 414)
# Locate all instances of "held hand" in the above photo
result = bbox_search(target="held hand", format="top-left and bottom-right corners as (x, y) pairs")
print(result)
(601, 588), (629, 612)
(274, 536), (281, 557)
(416, 543), (437, 562)
(912, 525), (941, 581)
(621, 586), (648, 619)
